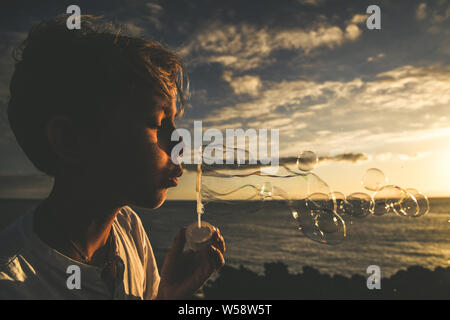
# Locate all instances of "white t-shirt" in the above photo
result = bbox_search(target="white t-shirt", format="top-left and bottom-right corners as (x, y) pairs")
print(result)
(0, 205), (160, 300)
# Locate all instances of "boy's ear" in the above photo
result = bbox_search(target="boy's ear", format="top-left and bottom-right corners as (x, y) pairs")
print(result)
(45, 116), (83, 166)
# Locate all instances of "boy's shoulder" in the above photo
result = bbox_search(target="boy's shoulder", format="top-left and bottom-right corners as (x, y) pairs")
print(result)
(114, 206), (150, 259)
(0, 206), (145, 266)
(115, 205), (145, 233)
(0, 215), (33, 291)
(0, 215), (27, 269)
(0, 206), (147, 275)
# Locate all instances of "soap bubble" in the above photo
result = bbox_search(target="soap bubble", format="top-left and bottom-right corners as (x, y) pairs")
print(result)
(306, 192), (335, 212)
(297, 151), (318, 172)
(373, 185), (411, 216)
(396, 190), (419, 217)
(201, 183), (264, 215)
(199, 146), (344, 244)
(290, 203), (346, 245)
(406, 188), (430, 217)
(195, 144), (427, 247)
(329, 191), (346, 216)
(361, 168), (387, 191)
(259, 182), (274, 200)
(343, 192), (373, 218)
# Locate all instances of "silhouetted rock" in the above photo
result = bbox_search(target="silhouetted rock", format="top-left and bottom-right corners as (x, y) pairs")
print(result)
(203, 263), (450, 299)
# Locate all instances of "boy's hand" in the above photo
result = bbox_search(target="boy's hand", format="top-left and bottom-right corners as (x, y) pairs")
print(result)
(156, 227), (225, 300)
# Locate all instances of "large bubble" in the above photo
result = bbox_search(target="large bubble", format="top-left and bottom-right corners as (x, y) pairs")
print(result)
(372, 185), (418, 217)
(291, 205), (346, 245)
(397, 190), (420, 217)
(306, 192), (336, 212)
(343, 192), (373, 218)
(198, 145), (344, 244)
(406, 188), (430, 217)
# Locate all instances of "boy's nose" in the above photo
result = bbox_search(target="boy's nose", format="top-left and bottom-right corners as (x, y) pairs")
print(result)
(169, 129), (184, 154)
(166, 129), (185, 164)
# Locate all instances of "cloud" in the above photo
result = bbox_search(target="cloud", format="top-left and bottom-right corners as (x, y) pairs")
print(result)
(398, 151), (432, 161)
(182, 152), (368, 172)
(274, 24), (361, 53)
(222, 71), (262, 96)
(319, 153), (368, 163)
(202, 77), (363, 124)
(122, 23), (145, 37)
(143, 1), (164, 30)
(431, 4), (450, 24)
(426, 1), (450, 33)
(297, 0), (324, 6)
(204, 64), (450, 126)
(112, 1), (164, 35)
(344, 24), (362, 41)
(416, 3), (427, 20)
(374, 151), (432, 162)
(367, 53), (385, 62)
(350, 14), (368, 24)
(195, 64), (450, 158)
(179, 20), (363, 71)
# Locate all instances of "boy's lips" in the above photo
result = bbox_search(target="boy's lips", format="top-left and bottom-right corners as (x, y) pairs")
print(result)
(164, 167), (183, 188)
(167, 177), (178, 187)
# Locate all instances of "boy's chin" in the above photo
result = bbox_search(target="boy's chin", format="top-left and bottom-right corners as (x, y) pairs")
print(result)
(131, 188), (167, 209)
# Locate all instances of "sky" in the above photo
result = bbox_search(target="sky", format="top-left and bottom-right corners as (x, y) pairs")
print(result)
(0, 0), (449, 199)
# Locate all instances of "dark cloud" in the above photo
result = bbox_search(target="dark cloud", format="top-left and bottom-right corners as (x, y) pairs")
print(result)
(318, 153), (368, 163)
(182, 152), (368, 172)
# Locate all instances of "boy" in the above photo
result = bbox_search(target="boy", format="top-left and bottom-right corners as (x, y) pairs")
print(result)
(0, 15), (225, 300)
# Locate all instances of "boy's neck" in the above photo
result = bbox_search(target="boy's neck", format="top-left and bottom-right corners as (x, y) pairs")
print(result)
(32, 178), (125, 265)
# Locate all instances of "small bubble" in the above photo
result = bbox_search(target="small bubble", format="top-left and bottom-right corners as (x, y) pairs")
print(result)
(259, 181), (273, 199)
(297, 151), (318, 172)
(361, 168), (387, 192)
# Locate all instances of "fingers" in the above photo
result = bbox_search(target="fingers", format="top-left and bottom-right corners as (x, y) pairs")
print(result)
(175, 246), (224, 296)
(165, 227), (187, 263)
(207, 245), (225, 271)
(175, 227), (187, 252)
(211, 228), (226, 255)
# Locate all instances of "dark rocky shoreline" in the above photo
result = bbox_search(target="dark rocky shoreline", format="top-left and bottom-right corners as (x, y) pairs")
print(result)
(203, 262), (450, 299)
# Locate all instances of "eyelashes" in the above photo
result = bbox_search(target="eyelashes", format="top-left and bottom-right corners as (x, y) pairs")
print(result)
(147, 116), (175, 136)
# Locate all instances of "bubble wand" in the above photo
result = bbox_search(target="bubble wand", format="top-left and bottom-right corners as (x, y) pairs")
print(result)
(185, 145), (214, 251)
(196, 145), (203, 228)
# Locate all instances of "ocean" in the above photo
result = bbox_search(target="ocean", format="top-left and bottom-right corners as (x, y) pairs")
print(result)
(1, 198), (449, 278)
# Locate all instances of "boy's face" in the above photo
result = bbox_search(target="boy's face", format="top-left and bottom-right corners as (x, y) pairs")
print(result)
(85, 88), (183, 209)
